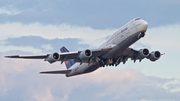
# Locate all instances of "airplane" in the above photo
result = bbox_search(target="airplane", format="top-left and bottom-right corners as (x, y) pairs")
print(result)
(5, 17), (164, 77)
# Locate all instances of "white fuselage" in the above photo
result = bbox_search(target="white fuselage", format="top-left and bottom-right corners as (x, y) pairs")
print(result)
(66, 18), (148, 77)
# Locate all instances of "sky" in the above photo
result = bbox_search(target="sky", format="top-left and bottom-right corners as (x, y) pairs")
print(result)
(0, 0), (180, 101)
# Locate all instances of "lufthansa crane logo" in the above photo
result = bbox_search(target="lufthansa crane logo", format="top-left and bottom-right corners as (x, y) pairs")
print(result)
(65, 51), (68, 64)
(65, 61), (68, 64)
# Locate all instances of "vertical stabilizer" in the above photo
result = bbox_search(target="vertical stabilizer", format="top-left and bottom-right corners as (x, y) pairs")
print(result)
(60, 46), (76, 69)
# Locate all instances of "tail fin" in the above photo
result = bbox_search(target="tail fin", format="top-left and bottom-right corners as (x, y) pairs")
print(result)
(60, 46), (76, 69)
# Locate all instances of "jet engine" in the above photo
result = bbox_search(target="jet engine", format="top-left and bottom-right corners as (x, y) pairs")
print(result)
(46, 52), (60, 63)
(79, 49), (92, 60)
(137, 48), (149, 59)
(146, 51), (161, 61)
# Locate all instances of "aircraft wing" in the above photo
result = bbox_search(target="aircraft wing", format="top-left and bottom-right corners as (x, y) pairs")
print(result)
(5, 47), (112, 64)
(60, 48), (112, 63)
(112, 47), (162, 65)
(40, 70), (71, 74)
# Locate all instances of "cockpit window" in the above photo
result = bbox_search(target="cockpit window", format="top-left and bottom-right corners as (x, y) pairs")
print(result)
(135, 18), (141, 21)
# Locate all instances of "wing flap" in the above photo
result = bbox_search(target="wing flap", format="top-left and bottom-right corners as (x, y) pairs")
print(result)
(40, 70), (71, 74)
(59, 52), (79, 61)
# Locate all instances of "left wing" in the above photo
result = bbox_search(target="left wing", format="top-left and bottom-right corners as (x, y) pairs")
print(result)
(5, 47), (112, 64)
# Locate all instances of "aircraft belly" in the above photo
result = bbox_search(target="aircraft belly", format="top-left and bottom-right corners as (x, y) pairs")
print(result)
(66, 63), (100, 77)
(83, 63), (100, 73)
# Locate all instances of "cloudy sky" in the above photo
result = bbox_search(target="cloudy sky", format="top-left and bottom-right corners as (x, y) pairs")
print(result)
(0, 0), (180, 101)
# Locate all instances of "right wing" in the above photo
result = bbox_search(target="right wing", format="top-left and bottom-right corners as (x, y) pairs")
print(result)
(102, 47), (163, 67)
(122, 47), (163, 63)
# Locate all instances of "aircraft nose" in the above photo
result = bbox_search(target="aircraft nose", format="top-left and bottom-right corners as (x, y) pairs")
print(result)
(142, 20), (148, 31)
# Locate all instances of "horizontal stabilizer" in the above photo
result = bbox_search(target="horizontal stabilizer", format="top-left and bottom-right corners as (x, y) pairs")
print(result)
(40, 70), (71, 74)
(5, 55), (48, 59)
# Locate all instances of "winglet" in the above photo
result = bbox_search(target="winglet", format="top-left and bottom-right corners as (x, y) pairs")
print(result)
(161, 53), (165, 55)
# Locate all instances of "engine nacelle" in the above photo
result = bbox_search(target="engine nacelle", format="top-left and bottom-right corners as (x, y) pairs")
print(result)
(137, 48), (149, 59)
(146, 51), (161, 62)
(79, 49), (92, 60)
(46, 52), (60, 63)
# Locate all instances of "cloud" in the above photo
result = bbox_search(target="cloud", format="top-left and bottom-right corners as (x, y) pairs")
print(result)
(0, 44), (43, 54)
(1, 51), (180, 101)
(1, 35), (91, 54)
(146, 24), (180, 49)
(0, 23), (116, 48)
(0, 6), (21, 15)
(28, 88), (54, 101)
(0, 13), (179, 54)
(129, 24), (180, 51)
(0, 0), (179, 29)
(41, 44), (53, 51)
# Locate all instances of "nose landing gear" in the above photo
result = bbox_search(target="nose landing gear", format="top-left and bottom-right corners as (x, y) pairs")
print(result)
(138, 32), (145, 38)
